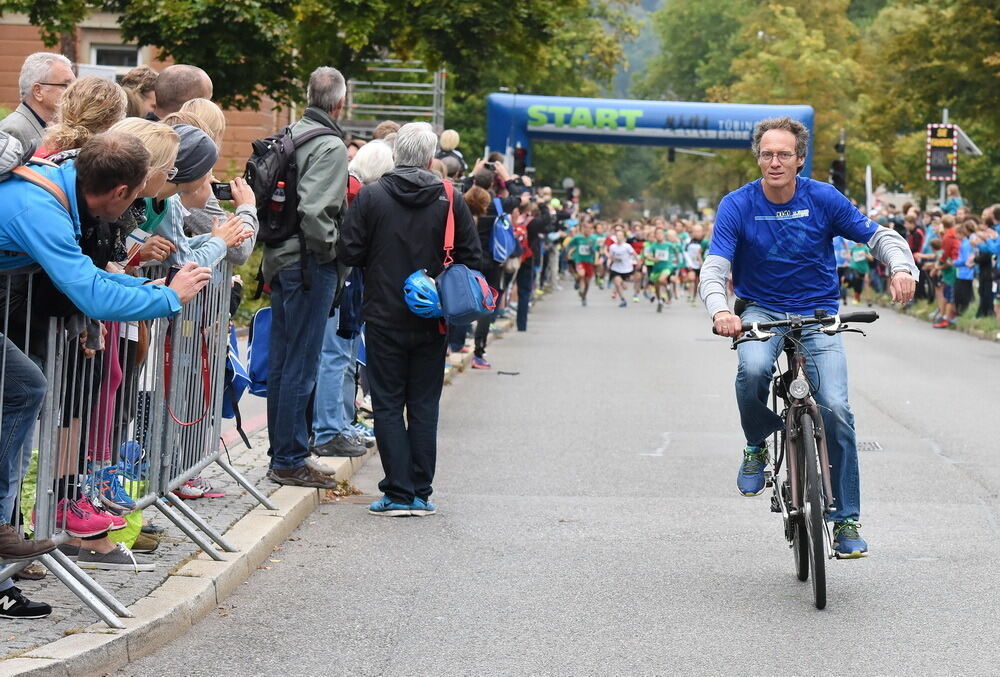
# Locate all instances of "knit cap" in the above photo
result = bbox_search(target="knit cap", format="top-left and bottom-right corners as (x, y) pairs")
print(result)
(170, 124), (217, 183)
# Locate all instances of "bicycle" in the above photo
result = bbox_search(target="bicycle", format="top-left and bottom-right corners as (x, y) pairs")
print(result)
(722, 308), (878, 609)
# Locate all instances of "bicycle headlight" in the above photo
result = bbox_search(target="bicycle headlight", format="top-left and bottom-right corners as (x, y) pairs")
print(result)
(788, 378), (810, 399)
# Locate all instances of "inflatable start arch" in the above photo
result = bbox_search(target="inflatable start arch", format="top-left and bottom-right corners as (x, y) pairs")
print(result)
(486, 93), (816, 177)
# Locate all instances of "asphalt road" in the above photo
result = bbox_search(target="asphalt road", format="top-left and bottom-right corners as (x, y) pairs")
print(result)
(121, 286), (1000, 676)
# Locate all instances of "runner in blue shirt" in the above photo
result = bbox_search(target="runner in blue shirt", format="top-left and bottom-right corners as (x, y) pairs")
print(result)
(699, 117), (918, 558)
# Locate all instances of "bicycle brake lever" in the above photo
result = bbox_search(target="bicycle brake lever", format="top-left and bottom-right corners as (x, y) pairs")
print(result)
(730, 327), (776, 349)
(822, 324), (867, 337)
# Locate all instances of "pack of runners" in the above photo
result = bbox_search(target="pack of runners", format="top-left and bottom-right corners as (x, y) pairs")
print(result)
(564, 216), (712, 311)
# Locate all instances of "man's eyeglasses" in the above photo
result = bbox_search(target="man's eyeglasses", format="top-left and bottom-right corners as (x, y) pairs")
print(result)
(37, 82), (71, 89)
(758, 151), (797, 162)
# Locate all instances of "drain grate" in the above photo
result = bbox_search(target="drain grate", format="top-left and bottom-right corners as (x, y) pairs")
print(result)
(857, 440), (883, 452)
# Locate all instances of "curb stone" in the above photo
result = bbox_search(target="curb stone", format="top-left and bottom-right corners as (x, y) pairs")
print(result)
(3, 296), (534, 676)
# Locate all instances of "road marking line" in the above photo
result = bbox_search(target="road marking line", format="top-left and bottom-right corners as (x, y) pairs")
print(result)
(640, 432), (671, 457)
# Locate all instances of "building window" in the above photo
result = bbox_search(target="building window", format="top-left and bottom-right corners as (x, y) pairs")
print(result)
(89, 44), (140, 74)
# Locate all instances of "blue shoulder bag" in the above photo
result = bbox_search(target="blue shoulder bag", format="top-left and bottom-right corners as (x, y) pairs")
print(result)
(436, 181), (498, 325)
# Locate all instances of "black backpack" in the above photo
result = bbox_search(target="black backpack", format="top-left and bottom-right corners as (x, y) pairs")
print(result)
(244, 112), (341, 245)
(244, 109), (343, 294)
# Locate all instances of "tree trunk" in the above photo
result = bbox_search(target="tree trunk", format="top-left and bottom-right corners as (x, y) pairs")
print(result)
(59, 30), (78, 64)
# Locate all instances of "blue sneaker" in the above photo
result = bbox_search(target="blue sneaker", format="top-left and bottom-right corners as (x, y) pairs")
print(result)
(86, 465), (137, 514)
(368, 496), (412, 517)
(833, 521), (868, 559)
(410, 497), (437, 516)
(352, 422), (375, 446)
(736, 444), (769, 496)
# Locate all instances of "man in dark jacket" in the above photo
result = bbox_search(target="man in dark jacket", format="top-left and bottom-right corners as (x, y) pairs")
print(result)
(337, 122), (481, 517)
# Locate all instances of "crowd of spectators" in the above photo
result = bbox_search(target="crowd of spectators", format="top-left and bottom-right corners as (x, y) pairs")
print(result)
(0, 51), (573, 622)
(844, 189), (1000, 334)
(0, 51), (231, 618)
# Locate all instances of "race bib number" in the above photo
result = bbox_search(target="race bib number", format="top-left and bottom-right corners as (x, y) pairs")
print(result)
(852, 249), (867, 262)
(655, 249), (670, 261)
(578, 245), (591, 255)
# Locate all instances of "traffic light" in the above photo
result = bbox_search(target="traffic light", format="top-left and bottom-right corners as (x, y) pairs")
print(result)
(513, 146), (527, 175)
(830, 129), (847, 194)
(830, 159), (847, 194)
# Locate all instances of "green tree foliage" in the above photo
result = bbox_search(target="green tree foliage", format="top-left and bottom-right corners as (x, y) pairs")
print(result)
(710, 1), (861, 187)
(119, 0), (299, 109)
(634, 0), (750, 101)
(0, 0), (634, 111)
(1, 0), (638, 210)
(861, 0), (1000, 205)
(442, 1), (637, 209)
(635, 0), (999, 209)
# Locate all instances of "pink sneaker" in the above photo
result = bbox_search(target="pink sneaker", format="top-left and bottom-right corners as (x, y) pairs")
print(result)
(53, 498), (114, 538)
(75, 498), (126, 531)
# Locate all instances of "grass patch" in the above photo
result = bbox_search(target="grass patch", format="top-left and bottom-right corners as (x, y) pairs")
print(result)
(233, 245), (270, 327)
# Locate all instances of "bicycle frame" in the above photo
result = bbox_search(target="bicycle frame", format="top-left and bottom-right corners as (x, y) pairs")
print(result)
(770, 330), (836, 518)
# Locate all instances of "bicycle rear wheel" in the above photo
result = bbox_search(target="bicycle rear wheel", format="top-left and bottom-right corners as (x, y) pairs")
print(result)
(799, 413), (827, 610)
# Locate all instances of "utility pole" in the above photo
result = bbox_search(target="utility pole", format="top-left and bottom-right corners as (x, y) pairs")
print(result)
(939, 108), (948, 205)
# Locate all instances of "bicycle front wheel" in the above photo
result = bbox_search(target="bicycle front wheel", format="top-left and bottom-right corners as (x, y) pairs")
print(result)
(799, 413), (827, 610)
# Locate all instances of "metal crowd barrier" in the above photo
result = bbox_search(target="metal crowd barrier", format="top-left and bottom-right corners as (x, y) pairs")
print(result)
(0, 262), (273, 628)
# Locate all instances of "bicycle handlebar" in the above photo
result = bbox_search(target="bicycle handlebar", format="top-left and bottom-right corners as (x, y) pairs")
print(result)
(712, 310), (879, 336)
(743, 310), (878, 332)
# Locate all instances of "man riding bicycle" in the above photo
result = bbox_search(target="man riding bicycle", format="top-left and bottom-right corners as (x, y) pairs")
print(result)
(699, 117), (918, 558)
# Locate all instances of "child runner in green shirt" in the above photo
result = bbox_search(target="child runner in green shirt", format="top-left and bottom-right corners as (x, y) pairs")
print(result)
(645, 227), (677, 312)
(848, 242), (873, 304)
(566, 220), (599, 306)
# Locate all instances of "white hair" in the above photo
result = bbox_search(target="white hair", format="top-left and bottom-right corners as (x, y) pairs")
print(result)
(306, 67), (346, 113)
(393, 122), (438, 168)
(19, 52), (72, 99)
(348, 139), (394, 184)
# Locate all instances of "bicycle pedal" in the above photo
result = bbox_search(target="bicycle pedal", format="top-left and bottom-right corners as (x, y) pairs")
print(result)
(764, 470), (774, 488)
(769, 495), (782, 513)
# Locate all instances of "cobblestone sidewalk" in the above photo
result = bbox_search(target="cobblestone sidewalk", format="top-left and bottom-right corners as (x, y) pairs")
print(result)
(3, 426), (277, 659)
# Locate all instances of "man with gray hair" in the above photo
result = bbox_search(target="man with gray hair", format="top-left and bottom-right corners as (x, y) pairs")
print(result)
(264, 66), (350, 489)
(0, 52), (76, 152)
(338, 122), (481, 517)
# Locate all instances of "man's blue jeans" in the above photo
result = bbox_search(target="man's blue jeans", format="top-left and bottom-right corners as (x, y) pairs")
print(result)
(312, 312), (359, 446)
(267, 258), (338, 470)
(735, 305), (860, 522)
(0, 337), (45, 592)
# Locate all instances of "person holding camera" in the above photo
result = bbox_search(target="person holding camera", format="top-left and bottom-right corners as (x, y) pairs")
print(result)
(144, 124), (253, 268)
(157, 102), (260, 266)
